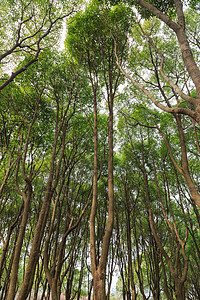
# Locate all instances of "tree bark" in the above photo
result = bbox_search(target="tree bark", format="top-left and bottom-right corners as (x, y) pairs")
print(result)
(0, 206), (22, 279)
(50, 279), (61, 300)
(93, 267), (106, 300)
(174, 280), (185, 300)
(90, 99), (108, 299)
(135, 0), (200, 97)
(126, 202), (136, 300)
(90, 94), (100, 299)
(6, 198), (30, 300)
(16, 96), (75, 299)
(90, 91), (114, 300)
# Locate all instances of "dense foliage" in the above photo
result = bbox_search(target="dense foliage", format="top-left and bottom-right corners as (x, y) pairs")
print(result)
(0, 0), (200, 299)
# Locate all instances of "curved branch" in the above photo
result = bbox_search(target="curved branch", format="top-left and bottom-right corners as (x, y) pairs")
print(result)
(138, 22), (199, 107)
(135, 0), (200, 95)
(135, 0), (180, 31)
(114, 34), (200, 124)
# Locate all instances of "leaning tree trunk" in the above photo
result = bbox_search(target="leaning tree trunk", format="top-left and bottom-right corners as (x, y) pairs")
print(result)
(6, 198), (30, 300)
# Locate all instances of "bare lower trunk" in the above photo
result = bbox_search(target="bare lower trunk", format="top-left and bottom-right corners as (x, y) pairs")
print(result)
(50, 280), (60, 300)
(90, 96), (99, 296)
(127, 206), (136, 300)
(16, 110), (66, 299)
(6, 199), (30, 300)
(175, 280), (185, 300)
(93, 267), (106, 300)
(17, 197), (51, 300)
(90, 92), (114, 300)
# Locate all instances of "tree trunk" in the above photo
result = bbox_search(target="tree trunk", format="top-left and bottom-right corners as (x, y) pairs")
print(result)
(6, 198), (30, 300)
(0, 206), (22, 279)
(51, 280), (60, 300)
(16, 110), (67, 299)
(93, 267), (106, 300)
(174, 0), (200, 97)
(17, 197), (51, 300)
(143, 163), (188, 300)
(135, 0), (200, 96)
(90, 90), (114, 300)
(88, 279), (93, 300)
(174, 280), (185, 300)
(126, 206), (136, 300)
(90, 94), (99, 298)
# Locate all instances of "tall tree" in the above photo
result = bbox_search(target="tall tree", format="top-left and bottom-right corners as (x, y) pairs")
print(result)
(113, 0), (200, 209)
(66, 2), (133, 298)
(0, 0), (77, 91)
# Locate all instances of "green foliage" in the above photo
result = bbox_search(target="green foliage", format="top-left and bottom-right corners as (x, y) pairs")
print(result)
(66, 1), (134, 67)
(108, 0), (176, 18)
(188, 0), (200, 9)
(1, 1), (200, 299)
(136, 0), (176, 19)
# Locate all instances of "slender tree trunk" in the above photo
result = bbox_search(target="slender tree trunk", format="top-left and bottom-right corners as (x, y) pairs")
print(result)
(16, 110), (70, 299)
(126, 204), (136, 300)
(17, 194), (51, 300)
(106, 246), (115, 300)
(90, 95), (100, 299)
(0, 208), (22, 279)
(160, 255), (174, 300)
(153, 242), (160, 300)
(6, 198), (30, 300)
(90, 109), (107, 299)
(143, 169), (188, 300)
(175, 115), (200, 208)
(65, 276), (74, 300)
(88, 279), (93, 300)
(90, 92), (114, 300)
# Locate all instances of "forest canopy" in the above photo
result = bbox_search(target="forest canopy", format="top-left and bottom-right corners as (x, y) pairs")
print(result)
(0, 0), (200, 299)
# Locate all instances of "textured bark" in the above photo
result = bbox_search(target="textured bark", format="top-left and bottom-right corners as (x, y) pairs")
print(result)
(17, 143), (59, 298)
(135, 0), (200, 96)
(93, 267), (106, 300)
(174, 0), (200, 96)
(17, 196), (51, 300)
(50, 280), (61, 300)
(90, 97), (108, 300)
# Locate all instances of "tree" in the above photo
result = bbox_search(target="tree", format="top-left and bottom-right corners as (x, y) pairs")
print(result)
(1, 1), (200, 299)
(66, 2), (133, 298)
(0, 0), (76, 91)
(114, 0), (200, 209)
